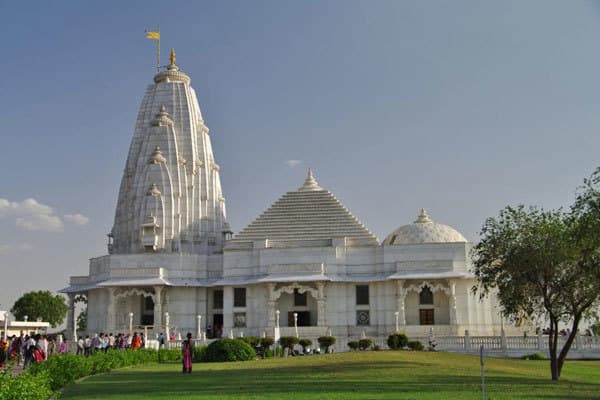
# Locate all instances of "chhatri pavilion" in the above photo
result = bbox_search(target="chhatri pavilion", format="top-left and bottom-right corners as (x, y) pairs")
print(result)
(61, 50), (507, 342)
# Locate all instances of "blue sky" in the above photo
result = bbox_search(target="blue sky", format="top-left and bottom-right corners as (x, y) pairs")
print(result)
(1, 1), (599, 312)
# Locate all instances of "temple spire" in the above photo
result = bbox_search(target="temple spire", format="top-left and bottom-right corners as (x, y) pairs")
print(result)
(414, 208), (433, 224)
(298, 168), (322, 191)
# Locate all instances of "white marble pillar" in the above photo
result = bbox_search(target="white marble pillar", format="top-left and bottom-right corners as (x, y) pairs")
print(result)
(448, 281), (457, 326)
(67, 294), (76, 340)
(396, 280), (406, 327)
(196, 315), (202, 339)
(316, 282), (326, 326)
(267, 283), (277, 327)
(153, 286), (163, 329)
(223, 286), (234, 333)
(105, 288), (116, 333)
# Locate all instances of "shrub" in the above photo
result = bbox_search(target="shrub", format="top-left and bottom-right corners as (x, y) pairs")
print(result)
(262, 346), (284, 358)
(522, 352), (546, 360)
(298, 338), (313, 353)
(238, 336), (260, 347)
(407, 340), (424, 351)
(193, 346), (207, 362)
(372, 344), (381, 351)
(347, 341), (360, 351)
(203, 339), (255, 362)
(387, 333), (409, 350)
(317, 336), (336, 353)
(279, 336), (300, 356)
(260, 337), (275, 348)
(158, 348), (182, 363)
(0, 369), (53, 400)
(358, 338), (373, 351)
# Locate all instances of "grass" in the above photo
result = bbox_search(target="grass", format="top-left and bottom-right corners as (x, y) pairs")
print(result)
(61, 351), (600, 400)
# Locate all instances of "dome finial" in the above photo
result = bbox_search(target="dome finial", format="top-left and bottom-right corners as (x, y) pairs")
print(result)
(414, 208), (432, 223)
(298, 168), (322, 191)
(170, 48), (176, 65)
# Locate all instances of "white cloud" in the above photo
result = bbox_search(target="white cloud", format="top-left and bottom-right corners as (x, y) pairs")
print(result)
(0, 198), (53, 217)
(285, 160), (302, 168)
(0, 197), (63, 232)
(64, 213), (90, 226)
(0, 243), (33, 255)
(16, 214), (63, 231)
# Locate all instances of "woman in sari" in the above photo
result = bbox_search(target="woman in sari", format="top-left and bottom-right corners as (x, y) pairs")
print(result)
(131, 332), (142, 349)
(182, 332), (194, 373)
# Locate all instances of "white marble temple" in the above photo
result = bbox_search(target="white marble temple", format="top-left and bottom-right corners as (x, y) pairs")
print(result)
(62, 54), (516, 343)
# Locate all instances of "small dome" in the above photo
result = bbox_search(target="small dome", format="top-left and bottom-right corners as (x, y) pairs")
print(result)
(383, 209), (467, 245)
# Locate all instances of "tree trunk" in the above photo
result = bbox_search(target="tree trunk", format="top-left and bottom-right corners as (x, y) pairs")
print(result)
(548, 317), (559, 381)
(556, 316), (581, 380)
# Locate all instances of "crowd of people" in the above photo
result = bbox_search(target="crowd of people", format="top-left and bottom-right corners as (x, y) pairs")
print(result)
(74, 332), (148, 355)
(0, 332), (67, 369)
(0, 330), (172, 370)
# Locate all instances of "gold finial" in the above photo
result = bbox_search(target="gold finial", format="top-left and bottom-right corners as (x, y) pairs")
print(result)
(170, 48), (176, 65)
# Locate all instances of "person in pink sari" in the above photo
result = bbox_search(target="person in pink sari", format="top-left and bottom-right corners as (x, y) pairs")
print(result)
(182, 332), (194, 373)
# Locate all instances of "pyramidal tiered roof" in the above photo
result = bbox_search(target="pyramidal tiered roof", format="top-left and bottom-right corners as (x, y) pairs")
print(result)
(227, 170), (379, 247)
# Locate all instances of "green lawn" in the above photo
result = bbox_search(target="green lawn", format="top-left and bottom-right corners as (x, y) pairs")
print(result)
(61, 351), (600, 400)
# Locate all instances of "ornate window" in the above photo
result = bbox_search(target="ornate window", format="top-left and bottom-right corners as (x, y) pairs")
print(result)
(419, 309), (434, 325)
(234, 288), (246, 307)
(356, 285), (369, 305)
(233, 312), (246, 328)
(356, 310), (370, 326)
(294, 289), (307, 306)
(419, 286), (433, 305)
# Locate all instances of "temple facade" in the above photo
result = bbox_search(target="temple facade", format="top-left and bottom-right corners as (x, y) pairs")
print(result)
(62, 52), (509, 342)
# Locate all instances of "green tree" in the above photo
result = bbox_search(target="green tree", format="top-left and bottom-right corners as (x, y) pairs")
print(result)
(10, 290), (68, 328)
(472, 194), (600, 380)
(590, 321), (600, 336)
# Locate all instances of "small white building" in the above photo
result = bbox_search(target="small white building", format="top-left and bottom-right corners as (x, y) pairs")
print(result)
(0, 312), (50, 338)
(61, 51), (510, 342)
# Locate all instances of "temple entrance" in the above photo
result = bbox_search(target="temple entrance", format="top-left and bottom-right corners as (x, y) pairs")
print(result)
(288, 311), (311, 327)
(268, 282), (327, 328)
(212, 314), (223, 338)
(141, 295), (154, 325)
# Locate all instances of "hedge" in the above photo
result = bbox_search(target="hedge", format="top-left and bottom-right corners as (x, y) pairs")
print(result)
(0, 369), (53, 400)
(26, 349), (158, 392)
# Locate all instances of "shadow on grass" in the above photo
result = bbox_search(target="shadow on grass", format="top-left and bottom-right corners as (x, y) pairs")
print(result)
(62, 358), (600, 400)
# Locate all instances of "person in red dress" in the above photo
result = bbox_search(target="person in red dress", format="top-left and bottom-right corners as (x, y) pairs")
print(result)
(181, 332), (194, 373)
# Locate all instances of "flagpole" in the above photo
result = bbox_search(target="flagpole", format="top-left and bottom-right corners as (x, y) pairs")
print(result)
(157, 25), (160, 73)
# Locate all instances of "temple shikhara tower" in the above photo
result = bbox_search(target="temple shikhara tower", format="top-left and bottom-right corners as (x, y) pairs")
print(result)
(62, 50), (508, 344)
